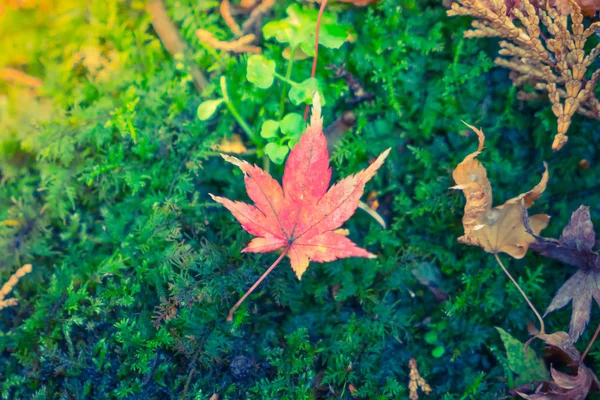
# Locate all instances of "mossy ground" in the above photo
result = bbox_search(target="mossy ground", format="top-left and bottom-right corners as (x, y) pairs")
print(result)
(1, 0), (600, 399)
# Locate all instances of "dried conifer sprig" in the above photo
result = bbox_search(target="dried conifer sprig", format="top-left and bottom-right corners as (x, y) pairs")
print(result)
(448, 0), (600, 150)
(408, 358), (432, 400)
(0, 264), (32, 311)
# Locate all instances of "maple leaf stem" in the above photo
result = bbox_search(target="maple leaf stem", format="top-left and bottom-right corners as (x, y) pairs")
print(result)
(303, 0), (328, 121)
(493, 253), (546, 335)
(581, 322), (600, 362)
(227, 247), (290, 322)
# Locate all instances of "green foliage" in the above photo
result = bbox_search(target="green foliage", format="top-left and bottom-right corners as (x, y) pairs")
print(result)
(495, 328), (549, 386)
(263, 3), (350, 56)
(246, 55), (276, 89)
(260, 113), (306, 164)
(214, 3), (346, 163)
(1, 0), (600, 399)
(197, 99), (224, 121)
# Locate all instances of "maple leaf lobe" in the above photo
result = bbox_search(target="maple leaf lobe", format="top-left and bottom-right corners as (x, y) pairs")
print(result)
(559, 205), (595, 252)
(212, 96), (390, 279)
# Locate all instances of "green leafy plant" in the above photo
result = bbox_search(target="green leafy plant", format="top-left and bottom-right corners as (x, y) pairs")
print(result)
(196, 3), (350, 164)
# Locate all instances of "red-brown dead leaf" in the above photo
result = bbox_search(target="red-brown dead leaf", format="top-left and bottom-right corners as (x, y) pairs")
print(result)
(211, 95), (390, 279)
(515, 326), (600, 399)
(452, 123), (550, 258)
(525, 206), (600, 342)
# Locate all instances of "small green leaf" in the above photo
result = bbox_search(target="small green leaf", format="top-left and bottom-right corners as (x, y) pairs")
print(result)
(264, 142), (289, 164)
(320, 24), (349, 49)
(300, 24), (348, 56)
(424, 331), (438, 345)
(263, 4), (350, 53)
(197, 99), (224, 121)
(247, 55), (276, 89)
(280, 113), (305, 136)
(263, 20), (302, 48)
(288, 135), (300, 150)
(261, 120), (280, 139)
(431, 346), (445, 358)
(289, 78), (325, 105)
(496, 327), (549, 385)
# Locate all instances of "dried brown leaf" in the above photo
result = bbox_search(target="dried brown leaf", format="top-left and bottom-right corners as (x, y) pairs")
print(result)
(560, 206), (595, 251)
(517, 328), (600, 399)
(518, 365), (599, 399)
(525, 206), (600, 342)
(452, 124), (549, 258)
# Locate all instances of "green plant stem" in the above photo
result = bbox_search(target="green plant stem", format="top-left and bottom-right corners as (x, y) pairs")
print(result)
(273, 72), (297, 86)
(227, 247), (290, 321)
(581, 322), (600, 362)
(493, 253), (545, 334)
(278, 47), (297, 120)
(263, 154), (270, 174)
(220, 77), (257, 142)
(203, 149), (257, 157)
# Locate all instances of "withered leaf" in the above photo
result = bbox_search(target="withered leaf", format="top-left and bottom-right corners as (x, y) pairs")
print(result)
(452, 123), (549, 258)
(525, 206), (600, 342)
(516, 328), (600, 399)
(544, 268), (600, 342)
(518, 365), (599, 400)
(559, 206), (595, 252)
(527, 324), (581, 362)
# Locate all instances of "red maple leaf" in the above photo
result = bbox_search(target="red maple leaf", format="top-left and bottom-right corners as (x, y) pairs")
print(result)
(211, 97), (390, 320)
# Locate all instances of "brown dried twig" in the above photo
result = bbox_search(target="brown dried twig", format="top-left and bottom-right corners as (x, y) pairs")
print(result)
(196, 0), (275, 55)
(221, 0), (243, 37)
(196, 30), (261, 54)
(147, 0), (208, 92)
(0, 68), (43, 90)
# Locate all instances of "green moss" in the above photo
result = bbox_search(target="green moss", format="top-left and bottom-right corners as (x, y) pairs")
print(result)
(1, 0), (599, 399)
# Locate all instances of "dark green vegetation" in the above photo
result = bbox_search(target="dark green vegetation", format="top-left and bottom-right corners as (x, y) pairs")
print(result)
(2, 0), (600, 398)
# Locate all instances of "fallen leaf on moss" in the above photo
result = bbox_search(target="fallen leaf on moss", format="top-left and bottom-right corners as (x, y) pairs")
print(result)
(211, 94), (390, 279)
(527, 323), (581, 362)
(525, 206), (600, 342)
(516, 338), (600, 400)
(496, 327), (550, 386)
(517, 366), (599, 399)
(452, 122), (549, 258)
(516, 329), (600, 400)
